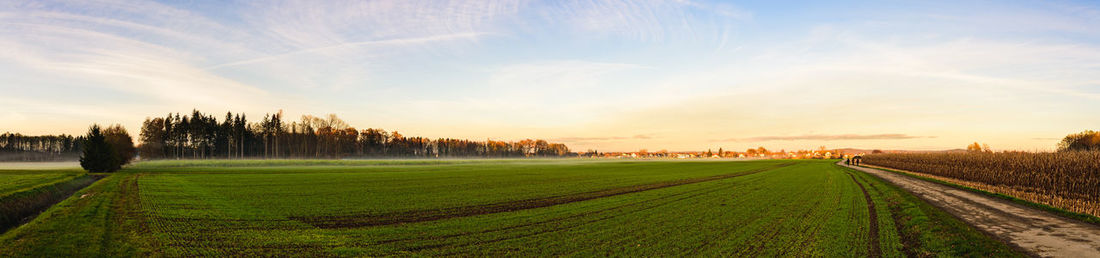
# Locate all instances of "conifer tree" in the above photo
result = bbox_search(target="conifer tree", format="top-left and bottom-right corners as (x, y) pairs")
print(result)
(80, 125), (120, 172)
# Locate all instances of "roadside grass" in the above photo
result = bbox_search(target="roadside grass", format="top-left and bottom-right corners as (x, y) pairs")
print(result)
(0, 169), (96, 234)
(1, 159), (1022, 256)
(843, 166), (1022, 257)
(862, 165), (1100, 226)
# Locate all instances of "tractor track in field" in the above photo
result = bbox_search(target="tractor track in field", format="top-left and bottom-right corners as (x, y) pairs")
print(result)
(857, 172), (925, 257)
(845, 172), (882, 257)
(291, 162), (795, 229)
(842, 162), (1100, 257)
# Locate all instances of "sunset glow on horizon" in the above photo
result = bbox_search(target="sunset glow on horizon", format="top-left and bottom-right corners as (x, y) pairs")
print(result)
(1, 0), (1098, 152)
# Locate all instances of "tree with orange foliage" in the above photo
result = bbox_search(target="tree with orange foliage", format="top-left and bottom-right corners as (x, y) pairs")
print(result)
(1058, 130), (1100, 152)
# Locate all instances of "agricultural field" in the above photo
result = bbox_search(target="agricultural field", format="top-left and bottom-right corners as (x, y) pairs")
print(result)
(863, 152), (1100, 218)
(0, 159), (1020, 256)
(128, 159), (551, 169)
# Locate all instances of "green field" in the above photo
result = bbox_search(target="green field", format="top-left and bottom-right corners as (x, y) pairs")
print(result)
(0, 159), (1020, 256)
(0, 170), (84, 197)
(0, 168), (95, 234)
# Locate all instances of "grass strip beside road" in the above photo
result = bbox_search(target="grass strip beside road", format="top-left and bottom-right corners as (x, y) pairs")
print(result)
(0, 174), (101, 234)
(841, 165), (1023, 257)
(844, 172), (881, 257)
(861, 165), (1100, 226)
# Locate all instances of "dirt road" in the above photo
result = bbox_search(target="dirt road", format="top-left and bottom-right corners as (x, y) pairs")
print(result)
(840, 162), (1100, 258)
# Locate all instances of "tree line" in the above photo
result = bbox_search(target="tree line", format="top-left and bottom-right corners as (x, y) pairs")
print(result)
(137, 110), (571, 159)
(1059, 130), (1100, 152)
(0, 133), (84, 161)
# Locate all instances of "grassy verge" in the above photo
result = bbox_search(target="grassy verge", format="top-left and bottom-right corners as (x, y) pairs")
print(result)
(0, 173), (152, 257)
(861, 165), (1100, 226)
(0, 170), (85, 197)
(0, 174), (101, 234)
(842, 166), (1022, 257)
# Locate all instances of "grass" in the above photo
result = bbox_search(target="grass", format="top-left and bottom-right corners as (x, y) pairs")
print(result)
(138, 160), (789, 217)
(0, 174), (146, 256)
(0, 170), (84, 197)
(128, 158), (580, 169)
(0, 169), (95, 233)
(863, 165), (1100, 226)
(0, 159), (1021, 256)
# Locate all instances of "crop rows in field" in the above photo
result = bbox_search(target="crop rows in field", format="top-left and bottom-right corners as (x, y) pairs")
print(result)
(136, 162), (861, 256)
(134, 161), (790, 238)
(137, 161), (789, 218)
(863, 152), (1100, 217)
(0, 160), (1022, 257)
(124, 160), (1018, 256)
(128, 158), (579, 169)
(291, 162), (795, 228)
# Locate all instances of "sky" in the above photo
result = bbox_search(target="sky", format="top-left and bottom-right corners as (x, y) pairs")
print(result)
(1, 0), (1098, 152)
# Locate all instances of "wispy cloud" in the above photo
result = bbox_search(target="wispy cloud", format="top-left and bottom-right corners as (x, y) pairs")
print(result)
(533, 0), (748, 42)
(205, 32), (487, 70)
(489, 60), (646, 90)
(242, 0), (520, 48)
(0, 20), (268, 105)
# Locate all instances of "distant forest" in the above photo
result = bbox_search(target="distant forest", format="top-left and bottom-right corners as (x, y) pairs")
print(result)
(0, 133), (84, 161)
(137, 110), (572, 159)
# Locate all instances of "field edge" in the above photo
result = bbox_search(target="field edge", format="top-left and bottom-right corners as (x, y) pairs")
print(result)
(861, 164), (1100, 226)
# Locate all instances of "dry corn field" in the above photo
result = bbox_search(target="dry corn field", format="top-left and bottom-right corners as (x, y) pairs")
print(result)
(863, 152), (1100, 218)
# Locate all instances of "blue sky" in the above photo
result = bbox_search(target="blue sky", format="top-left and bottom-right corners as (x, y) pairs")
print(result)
(1, 0), (1098, 152)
